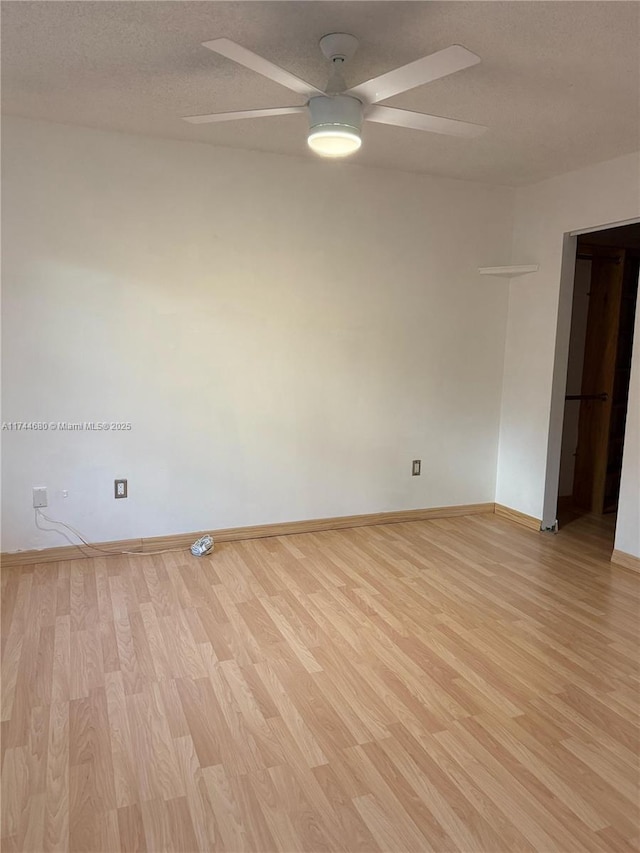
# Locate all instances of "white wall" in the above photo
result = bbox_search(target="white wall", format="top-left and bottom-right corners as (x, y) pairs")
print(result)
(495, 152), (640, 552)
(1, 117), (514, 552)
(615, 275), (640, 558)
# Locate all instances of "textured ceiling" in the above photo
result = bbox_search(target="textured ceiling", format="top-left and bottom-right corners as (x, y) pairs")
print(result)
(2, 1), (639, 185)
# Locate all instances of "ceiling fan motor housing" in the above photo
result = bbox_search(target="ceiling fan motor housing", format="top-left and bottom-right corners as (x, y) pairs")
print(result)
(308, 95), (363, 134)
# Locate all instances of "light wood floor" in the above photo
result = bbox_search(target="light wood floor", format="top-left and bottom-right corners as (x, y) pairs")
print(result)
(1, 513), (638, 852)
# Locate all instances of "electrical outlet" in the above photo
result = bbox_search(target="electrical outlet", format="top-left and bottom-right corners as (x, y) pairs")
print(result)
(114, 479), (128, 499)
(32, 486), (48, 508)
(412, 460), (421, 476)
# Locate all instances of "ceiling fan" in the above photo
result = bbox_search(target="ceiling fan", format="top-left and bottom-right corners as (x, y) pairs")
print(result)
(182, 33), (487, 157)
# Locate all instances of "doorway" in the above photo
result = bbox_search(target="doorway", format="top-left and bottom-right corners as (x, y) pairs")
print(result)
(557, 223), (640, 533)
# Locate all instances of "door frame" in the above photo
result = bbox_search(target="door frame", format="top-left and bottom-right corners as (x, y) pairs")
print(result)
(541, 217), (640, 531)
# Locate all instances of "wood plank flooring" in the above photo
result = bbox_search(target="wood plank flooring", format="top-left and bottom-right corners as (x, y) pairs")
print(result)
(1, 513), (638, 852)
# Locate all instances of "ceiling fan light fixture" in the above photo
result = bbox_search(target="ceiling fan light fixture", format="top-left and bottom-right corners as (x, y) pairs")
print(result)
(307, 126), (361, 157)
(307, 94), (362, 158)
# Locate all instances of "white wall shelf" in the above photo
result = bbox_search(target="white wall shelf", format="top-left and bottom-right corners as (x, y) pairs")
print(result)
(478, 264), (539, 277)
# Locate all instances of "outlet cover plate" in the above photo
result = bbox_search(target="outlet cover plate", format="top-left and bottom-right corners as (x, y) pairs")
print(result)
(114, 479), (128, 499)
(33, 487), (48, 508)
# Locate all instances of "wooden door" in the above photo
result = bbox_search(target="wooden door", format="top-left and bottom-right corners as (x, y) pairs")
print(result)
(572, 246), (625, 512)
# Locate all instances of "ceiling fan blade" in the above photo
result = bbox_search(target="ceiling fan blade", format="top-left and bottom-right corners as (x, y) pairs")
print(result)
(366, 104), (487, 138)
(347, 45), (481, 104)
(183, 106), (306, 124)
(202, 38), (323, 97)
